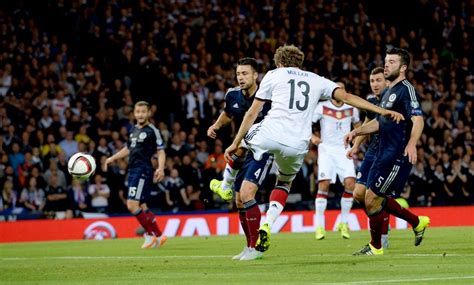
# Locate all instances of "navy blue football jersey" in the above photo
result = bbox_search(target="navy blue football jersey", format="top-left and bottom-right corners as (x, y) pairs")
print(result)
(127, 124), (165, 170)
(224, 87), (270, 127)
(365, 92), (382, 156)
(377, 79), (423, 160)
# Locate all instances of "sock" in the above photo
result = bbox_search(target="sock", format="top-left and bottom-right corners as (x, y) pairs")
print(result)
(145, 209), (162, 237)
(264, 188), (288, 227)
(315, 191), (328, 229)
(384, 197), (419, 228)
(238, 208), (250, 247)
(243, 199), (261, 248)
(133, 209), (153, 235)
(381, 211), (390, 235)
(340, 189), (353, 224)
(222, 164), (238, 191)
(368, 209), (384, 249)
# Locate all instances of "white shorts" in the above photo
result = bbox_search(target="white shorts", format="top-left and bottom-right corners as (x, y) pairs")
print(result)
(317, 144), (356, 184)
(245, 124), (307, 183)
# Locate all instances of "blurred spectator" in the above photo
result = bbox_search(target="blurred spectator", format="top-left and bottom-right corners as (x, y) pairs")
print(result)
(162, 168), (186, 212)
(43, 173), (72, 219)
(87, 174), (110, 213)
(59, 131), (79, 160)
(19, 176), (46, 213)
(1, 180), (18, 213)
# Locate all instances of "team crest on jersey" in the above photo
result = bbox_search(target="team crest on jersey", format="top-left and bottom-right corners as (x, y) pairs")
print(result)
(336, 111), (342, 119)
(139, 132), (147, 140)
(388, 93), (397, 102)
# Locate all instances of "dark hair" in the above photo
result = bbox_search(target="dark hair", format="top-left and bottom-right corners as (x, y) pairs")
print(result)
(237, 57), (258, 72)
(386, 47), (410, 68)
(370, 67), (384, 75)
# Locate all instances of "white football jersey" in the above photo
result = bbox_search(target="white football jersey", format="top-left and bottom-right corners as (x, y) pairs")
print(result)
(313, 100), (360, 150)
(255, 67), (338, 150)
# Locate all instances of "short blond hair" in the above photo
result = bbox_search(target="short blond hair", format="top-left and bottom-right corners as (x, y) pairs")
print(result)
(273, 45), (305, 68)
(134, 101), (150, 110)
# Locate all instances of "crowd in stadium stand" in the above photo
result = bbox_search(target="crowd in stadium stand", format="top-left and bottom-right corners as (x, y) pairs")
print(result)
(0, 0), (473, 219)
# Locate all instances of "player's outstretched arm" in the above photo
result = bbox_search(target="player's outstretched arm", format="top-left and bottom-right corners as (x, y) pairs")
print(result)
(344, 119), (379, 148)
(224, 99), (265, 161)
(207, 112), (233, 139)
(404, 115), (424, 164)
(104, 147), (129, 171)
(333, 89), (404, 123)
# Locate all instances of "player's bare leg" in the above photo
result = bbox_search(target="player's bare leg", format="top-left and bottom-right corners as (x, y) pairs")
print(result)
(338, 177), (355, 239)
(210, 147), (247, 201)
(233, 192), (251, 260)
(238, 180), (263, 261)
(314, 180), (330, 240)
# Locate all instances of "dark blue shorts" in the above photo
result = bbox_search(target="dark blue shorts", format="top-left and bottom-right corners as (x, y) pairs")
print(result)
(127, 167), (153, 202)
(367, 155), (412, 197)
(234, 152), (273, 192)
(356, 152), (376, 186)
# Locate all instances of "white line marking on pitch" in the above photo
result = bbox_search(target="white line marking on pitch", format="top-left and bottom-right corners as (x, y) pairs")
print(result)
(2, 253), (474, 261)
(322, 275), (474, 284)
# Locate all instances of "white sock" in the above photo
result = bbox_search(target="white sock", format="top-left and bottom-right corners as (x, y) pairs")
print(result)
(340, 196), (354, 224)
(222, 164), (238, 191)
(264, 201), (284, 228)
(315, 197), (327, 229)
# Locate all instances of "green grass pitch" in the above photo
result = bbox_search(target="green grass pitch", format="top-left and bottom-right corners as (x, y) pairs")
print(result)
(1, 227), (473, 284)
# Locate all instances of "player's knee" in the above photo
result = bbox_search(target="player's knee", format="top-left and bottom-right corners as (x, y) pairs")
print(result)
(344, 178), (356, 190)
(127, 200), (140, 213)
(353, 186), (365, 203)
(239, 181), (257, 202)
(364, 190), (383, 212)
(318, 180), (330, 191)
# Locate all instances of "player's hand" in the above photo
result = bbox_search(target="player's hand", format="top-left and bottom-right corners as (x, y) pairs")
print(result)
(344, 130), (356, 148)
(310, 135), (321, 145)
(383, 110), (405, 123)
(154, 168), (165, 183)
(207, 125), (218, 139)
(103, 157), (113, 172)
(224, 143), (238, 162)
(346, 145), (358, 160)
(404, 142), (417, 164)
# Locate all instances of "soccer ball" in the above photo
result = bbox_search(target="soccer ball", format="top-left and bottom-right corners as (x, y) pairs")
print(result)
(68, 153), (96, 180)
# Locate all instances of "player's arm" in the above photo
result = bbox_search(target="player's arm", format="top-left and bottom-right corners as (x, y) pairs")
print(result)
(154, 148), (166, 182)
(104, 147), (129, 171)
(344, 119), (379, 148)
(207, 111), (233, 139)
(346, 118), (367, 159)
(333, 88), (404, 123)
(404, 115), (424, 164)
(224, 98), (265, 161)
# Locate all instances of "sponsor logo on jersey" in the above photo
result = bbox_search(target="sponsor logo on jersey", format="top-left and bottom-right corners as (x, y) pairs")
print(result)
(357, 172), (362, 179)
(388, 93), (397, 102)
(139, 132), (147, 139)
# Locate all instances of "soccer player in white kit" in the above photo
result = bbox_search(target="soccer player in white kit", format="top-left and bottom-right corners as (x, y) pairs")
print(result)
(224, 45), (404, 253)
(312, 82), (361, 240)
